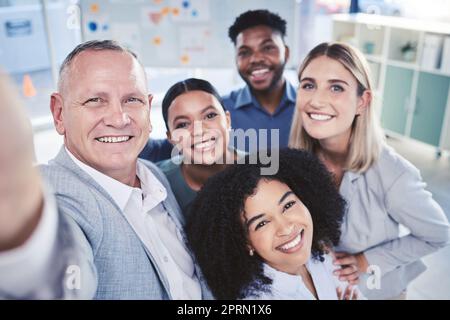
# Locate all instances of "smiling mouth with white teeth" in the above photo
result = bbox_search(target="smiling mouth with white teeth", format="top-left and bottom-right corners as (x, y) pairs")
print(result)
(276, 229), (305, 253)
(192, 137), (217, 151)
(308, 113), (334, 121)
(95, 136), (132, 143)
(249, 68), (271, 81)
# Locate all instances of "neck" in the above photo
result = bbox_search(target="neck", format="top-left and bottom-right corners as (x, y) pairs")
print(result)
(317, 132), (351, 167)
(252, 79), (285, 115)
(66, 145), (140, 188)
(182, 163), (227, 191)
(182, 149), (236, 191)
(107, 167), (141, 188)
(317, 134), (351, 187)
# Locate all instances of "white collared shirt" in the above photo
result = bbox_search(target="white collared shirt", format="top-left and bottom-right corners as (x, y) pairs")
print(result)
(248, 254), (364, 300)
(66, 148), (201, 300)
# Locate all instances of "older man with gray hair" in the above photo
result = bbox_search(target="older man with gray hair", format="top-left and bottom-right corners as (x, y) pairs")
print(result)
(0, 40), (211, 299)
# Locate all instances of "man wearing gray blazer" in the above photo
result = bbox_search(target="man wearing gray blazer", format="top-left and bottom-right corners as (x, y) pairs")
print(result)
(0, 40), (211, 299)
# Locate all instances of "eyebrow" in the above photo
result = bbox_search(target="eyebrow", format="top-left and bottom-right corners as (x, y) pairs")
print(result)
(260, 38), (276, 46)
(245, 191), (294, 228)
(279, 191), (294, 205)
(124, 91), (146, 98)
(299, 77), (349, 86)
(172, 114), (189, 124)
(201, 105), (217, 114)
(238, 38), (275, 50)
(83, 91), (109, 98)
(246, 213), (265, 229)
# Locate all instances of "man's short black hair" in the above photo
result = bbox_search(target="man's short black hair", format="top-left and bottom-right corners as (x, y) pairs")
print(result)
(228, 9), (287, 45)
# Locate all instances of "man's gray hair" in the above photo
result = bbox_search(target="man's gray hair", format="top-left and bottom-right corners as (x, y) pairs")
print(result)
(58, 40), (140, 91)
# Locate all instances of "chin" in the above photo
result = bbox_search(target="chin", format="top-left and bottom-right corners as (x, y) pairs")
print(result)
(251, 82), (271, 92)
(102, 156), (135, 170)
(302, 127), (329, 140)
(197, 151), (218, 165)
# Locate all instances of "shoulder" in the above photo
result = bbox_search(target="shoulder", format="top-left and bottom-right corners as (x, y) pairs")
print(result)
(39, 162), (99, 203)
(222, 86), (245, 108)
(38, 163), (104, 241)
(377, 145), (419, 174)
(368, 145), (421, 187)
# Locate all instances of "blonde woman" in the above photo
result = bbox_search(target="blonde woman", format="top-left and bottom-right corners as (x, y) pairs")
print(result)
(289, 42), (450, 299)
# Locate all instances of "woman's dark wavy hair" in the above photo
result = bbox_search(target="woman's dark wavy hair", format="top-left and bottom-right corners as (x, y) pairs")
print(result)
(186, 148), (346, 300)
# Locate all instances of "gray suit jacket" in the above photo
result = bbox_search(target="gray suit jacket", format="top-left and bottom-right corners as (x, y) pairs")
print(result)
(36, 147), (212, 299)
(336, 145), (450, 299)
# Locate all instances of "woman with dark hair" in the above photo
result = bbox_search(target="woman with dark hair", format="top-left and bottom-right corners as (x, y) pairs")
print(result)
(186, 148), (361, 300)
(157, 78), (244, 214)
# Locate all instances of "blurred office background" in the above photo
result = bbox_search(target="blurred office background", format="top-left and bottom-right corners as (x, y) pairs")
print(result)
(1, 0), (449, 299)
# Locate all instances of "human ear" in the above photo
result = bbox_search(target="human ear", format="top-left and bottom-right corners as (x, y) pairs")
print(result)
(225, 111), (231, 130)
(50, 93), (65, 135)
(284, 45), (290, 62)
(356, 90), (371, 115)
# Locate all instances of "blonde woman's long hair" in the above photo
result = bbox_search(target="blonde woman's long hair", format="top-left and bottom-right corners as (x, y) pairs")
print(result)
(289, 42), (385, 173)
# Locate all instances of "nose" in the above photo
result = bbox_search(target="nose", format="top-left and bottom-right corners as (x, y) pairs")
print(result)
(249, 50), (265, 65)
(309, 89), (328, 109)
(104, 101), (131, 128)
(275, 217), (295, 237)
(191, 119), (205, 137)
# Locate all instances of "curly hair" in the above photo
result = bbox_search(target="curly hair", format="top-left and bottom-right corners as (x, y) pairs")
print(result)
(228, 9), (287, 45)
(186, 148), (346, 300)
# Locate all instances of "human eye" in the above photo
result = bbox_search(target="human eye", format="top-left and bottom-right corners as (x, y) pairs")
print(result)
(331, 84), (344, 92)
(238, 49), (251, 58)
(205, 112), (218, 120)
(175, 121), (189, 129)
(83, 97), (103, 106)
(301, 82), (315, 90)
(262, 44), (277, 53)
(282, 200), (296, 213)
(125, 97), (145, 104)
(255, 220), (268, 231)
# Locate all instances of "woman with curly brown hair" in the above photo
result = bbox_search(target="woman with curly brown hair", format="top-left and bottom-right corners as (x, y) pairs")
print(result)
(186, 148), (360, 300)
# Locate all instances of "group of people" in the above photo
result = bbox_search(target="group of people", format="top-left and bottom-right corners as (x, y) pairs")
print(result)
(0, 10), (449, 300)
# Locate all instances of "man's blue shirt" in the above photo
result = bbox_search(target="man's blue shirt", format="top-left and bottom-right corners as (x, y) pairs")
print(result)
(222, 80), (297, 153)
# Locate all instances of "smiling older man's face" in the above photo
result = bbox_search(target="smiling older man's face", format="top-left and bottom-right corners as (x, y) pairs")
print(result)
(51, 50), (152, 182)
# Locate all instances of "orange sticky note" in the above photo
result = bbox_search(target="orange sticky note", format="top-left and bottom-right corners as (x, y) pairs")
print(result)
(172, 7), (180, 16)
(90, 3), (99, 13)
(180, 54), (190, 65)
(23, 74), (37, 98)
(161, 7), (170, 16)
(153, 36), (162, 46)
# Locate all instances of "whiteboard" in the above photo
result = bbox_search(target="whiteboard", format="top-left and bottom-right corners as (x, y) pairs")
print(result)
(80, 0), (299, 68)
